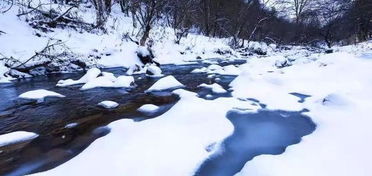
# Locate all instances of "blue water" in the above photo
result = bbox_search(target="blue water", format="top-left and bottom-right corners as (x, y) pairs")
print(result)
(195, 109), (316, 176)
(290, 92), (311, 103)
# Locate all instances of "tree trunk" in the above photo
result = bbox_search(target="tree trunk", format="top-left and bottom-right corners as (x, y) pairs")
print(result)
(140, 24), (151, 46)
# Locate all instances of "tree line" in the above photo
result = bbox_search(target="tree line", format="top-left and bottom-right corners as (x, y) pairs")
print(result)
(114, 0), (372, 47)
(2, 0), (372, 47)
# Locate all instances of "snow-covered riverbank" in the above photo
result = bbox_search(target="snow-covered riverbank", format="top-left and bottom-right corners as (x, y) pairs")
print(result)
(27, 41), (372, 176)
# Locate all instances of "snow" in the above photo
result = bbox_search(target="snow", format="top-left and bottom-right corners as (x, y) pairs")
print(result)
(3, 2), (372, 175)
(146, 75), (185, 92)
(0, 131), (39, 147)
(57, 68), (101, 87)
(208, 64), (223, 71)
(81, 76), (117, 90)
(191, 67), (208, 73)
(19, 89), (65, 100)
(146, 64), (163, 77)
(113, 76), (135, 88)
(232, 51), (372, 176)
(136, 46), (151, 57)
(98, 101), (119, 109)
(32, 89), (259, 176)
(137, 104), (159, 114)
(223, 65), (241, 75)
(199, 83), (227, 94)
(65, 123), (78, 129)
(191, 64), (241, 75)
(56, 68), (134, 90)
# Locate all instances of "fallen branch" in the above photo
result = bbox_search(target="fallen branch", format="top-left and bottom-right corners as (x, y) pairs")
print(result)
(51, 6), (75, 22)
(16, 2), (53, 17)
(10, 40), (61, 70)
(17, 2), (95, 31)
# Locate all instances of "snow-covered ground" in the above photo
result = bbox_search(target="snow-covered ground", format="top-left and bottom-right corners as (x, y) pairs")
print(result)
(233, 47), (372, 176)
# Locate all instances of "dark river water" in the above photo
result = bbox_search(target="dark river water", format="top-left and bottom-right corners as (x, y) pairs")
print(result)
(0, 59), (316, 176)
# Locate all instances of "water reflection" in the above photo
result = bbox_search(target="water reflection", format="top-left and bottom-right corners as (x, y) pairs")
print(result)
(195, 109), (316, 176)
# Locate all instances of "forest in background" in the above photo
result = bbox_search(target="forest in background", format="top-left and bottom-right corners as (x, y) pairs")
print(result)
(1, 0), (371, 48)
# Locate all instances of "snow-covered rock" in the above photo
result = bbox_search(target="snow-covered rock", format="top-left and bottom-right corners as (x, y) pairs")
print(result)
(80, 73), (134, 90)
(98, 101), (119, 109)
(136, 46), (151, 58)
(19, 89), (65, 100)
(81, 75), (117, 90)
(0, 131), (39, 147)
(146, 76), (184, 92)
(275, 57), (292, 68)
(146, 64), (163, 77)
(137, 104), (160, 114)
(56, 68), (134, 90)
(113, 76), (135, 88)
(136, 46), (155, 65)
(199, 83), (227, 94)
(57, 68), (101, 87)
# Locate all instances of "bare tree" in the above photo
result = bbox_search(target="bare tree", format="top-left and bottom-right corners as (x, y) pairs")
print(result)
(315, 0), (350, 47)
(277, 0), (313, 24)
(128, 0), (167, 46)
(352, 0), (372, 41)
(91, 0), (112, 27)
(164, 0), (196, 44)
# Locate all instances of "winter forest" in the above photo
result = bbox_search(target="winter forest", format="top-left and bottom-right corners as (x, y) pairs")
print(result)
(0, 0), (372, 176)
